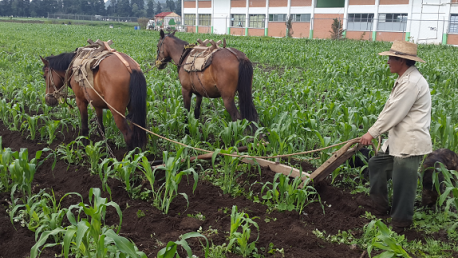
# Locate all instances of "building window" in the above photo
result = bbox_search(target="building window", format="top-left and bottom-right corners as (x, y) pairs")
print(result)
(347, 13), (374, 31)
(199, 14), (211, 26)
(316, 0), (345, 8)
(269, 14), (287, 22)
(231, 14), (246, 27)
(377, 13), (408, 32)
(449, 14), (458, 33)
(249, 14), (265, 28)
(184, 14), (196, 26)
(291, 14), (311, 22)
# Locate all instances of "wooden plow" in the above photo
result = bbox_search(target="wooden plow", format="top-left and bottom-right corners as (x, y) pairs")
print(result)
(152, 138), (364, 187)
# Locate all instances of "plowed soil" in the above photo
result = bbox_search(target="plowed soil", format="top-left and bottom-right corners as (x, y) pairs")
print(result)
(0, 122), (431, 258)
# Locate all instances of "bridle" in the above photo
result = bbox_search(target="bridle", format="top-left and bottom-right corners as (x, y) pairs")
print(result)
(44, 66), (71, 104)
(155, 37), (171, 68)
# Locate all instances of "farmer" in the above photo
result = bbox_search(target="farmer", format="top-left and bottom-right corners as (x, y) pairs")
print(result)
(359, 40), (432, 232)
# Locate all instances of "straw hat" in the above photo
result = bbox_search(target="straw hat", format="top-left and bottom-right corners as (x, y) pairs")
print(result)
(378, 40), (425, 63)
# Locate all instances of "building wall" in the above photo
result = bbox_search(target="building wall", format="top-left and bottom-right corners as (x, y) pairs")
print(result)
(231, 0), (246, 8)
(230, 27), (246, 36)
(250, 0), (266, 7)
(291, 22), (310, 38)
(291, 0), (312, 6)
(184, 2), (195, 8)
(380, 0), (408, 4)
(248, 28), (266, 36)
(447, 34), (458, 45)
(268, 22), (287, 37)
(313, 14), (344, 39)
(185, 26), (196, 33)
(198, 26), (212, 33)
(199, 1), (211, 8)
(349, 0), (375, 5)
(375, 31), (405, 41)
(346, 31), (372, 40)
(270, 0), (287, 7)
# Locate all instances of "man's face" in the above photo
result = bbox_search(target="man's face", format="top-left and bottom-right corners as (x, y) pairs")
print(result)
(387, 56), (404, 74)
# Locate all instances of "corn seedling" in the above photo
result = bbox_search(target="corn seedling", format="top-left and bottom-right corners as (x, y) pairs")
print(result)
(157, 232), (209, 258)
(261, 173), (321, 213)
(83, 137), (107, 174)
(9, 103), (23, 131)
(227, 205), (260, 257)
(153, 148), (198, 214)
(31, 188), (146, 258)
(433, 163), (458, 233)
(21, 114), (41, 141)
(56, 140), (84, 166)
(0, 142), (15, 192)
(43, 119), (61, 145)
(212, 147), (242, 195)
(113, 149), (144, 198)
(365, 219), (411, 258)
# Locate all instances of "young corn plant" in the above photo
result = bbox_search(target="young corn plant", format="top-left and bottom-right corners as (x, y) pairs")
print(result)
(113, 149), (144, 198)
(153, 149), (198, 214)
(157, 232), (209, 258)
(212, 147), (242, 195)
(8, 103), (23, 132)
(260, 173), (321, 213)
(56, 140), (84, 166)
(21, 114), (42, 141)
(0, 140), (15, 192)
(365, 219), (411, 258)
(84, 138), (107, 174)
(8, 148), (43, 201)
(227, 205), (260, 258)
(43, 119), (61, 145)
(433, 163), (458, 233)
(31, 188), (146, 258)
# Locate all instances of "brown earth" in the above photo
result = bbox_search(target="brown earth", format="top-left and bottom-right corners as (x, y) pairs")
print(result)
(0, 121), (437, 258)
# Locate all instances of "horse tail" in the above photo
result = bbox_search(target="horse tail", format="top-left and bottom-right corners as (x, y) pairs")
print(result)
(237, 58), (258, 123)
(127, 69), (147, 150)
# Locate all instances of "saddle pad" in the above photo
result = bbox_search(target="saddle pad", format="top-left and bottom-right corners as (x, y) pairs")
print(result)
(183, 47), (221, 72)
(71, 47), (112, 88)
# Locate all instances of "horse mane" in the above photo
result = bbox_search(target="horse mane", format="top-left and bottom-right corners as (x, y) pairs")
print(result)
(45, 52), (76, 71)
(166, 33), (188, 45)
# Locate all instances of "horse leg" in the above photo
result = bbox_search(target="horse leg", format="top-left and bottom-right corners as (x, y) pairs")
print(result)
(111, 110), (134, 150)
(222, 97), (241, 121)
(182, 89), (192, 134)
(76, 98), (90, 145)
(194, 94), (202, 119)
(95, 108), (105, 137)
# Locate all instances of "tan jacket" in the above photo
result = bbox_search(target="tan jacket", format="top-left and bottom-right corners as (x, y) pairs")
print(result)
(368, 66), (432, 157)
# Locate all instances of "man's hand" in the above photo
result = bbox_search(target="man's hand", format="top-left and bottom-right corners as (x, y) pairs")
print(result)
(360, 132), (374, 146)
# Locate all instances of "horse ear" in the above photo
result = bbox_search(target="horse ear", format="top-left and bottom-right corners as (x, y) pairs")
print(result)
(171, 30), (177, 36)
(40, 56), (49, 66)
(160, 29), (165, 39)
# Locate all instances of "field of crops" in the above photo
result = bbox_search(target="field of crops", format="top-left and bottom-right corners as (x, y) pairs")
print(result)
(1, 22), (458, 257)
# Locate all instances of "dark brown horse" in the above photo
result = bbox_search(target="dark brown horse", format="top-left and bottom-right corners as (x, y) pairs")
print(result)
(40, 51), (147, 150)
(155, 30), (258, 124)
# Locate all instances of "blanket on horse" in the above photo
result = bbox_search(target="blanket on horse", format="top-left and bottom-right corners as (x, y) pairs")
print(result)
(71, 39), (117, 88)
(183, 38), (226, 72)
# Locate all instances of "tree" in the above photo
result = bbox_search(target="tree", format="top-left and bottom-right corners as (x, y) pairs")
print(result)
(156, 1), (162, 15)
(117, 0), (131, 17)
(174, 0), (181, 16)
(146, 0), (154, 18)
(329, 18), (344, 40)
(166, 0), (175, 12)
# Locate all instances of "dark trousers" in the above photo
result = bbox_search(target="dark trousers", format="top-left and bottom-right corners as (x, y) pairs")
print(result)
(368, 149), (423, 227)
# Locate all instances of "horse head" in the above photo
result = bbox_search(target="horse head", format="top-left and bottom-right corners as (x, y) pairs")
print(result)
(155, 29), (176, 69)
(40, 53), (74, 107)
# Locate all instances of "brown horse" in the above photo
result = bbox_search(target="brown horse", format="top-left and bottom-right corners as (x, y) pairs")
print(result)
(40, 51), (147, 150)
(155, 30), (258, 124)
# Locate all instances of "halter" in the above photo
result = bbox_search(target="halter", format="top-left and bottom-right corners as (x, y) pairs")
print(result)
(155, 37), (172, 68)
(44, 66), (71, 104)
